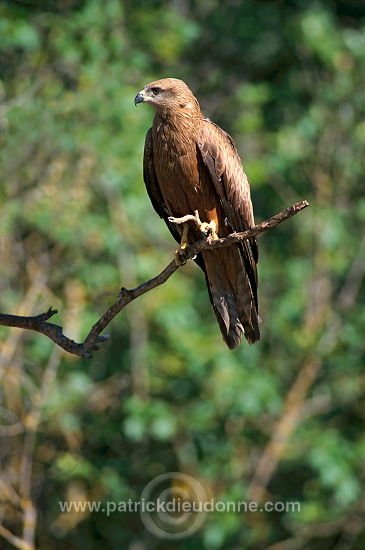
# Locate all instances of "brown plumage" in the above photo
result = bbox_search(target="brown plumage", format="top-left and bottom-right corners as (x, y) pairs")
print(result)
(135, 78), (260, 349)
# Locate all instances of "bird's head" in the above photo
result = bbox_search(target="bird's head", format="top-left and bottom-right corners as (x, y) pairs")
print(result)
(134, 78), (201, 118)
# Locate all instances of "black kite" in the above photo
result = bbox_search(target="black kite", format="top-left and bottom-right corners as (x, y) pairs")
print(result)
(135, 78), (260, 349)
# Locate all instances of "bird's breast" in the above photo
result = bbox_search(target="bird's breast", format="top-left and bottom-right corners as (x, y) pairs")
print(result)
(153, 124), (200, 196)
(151, 120), (221, 233)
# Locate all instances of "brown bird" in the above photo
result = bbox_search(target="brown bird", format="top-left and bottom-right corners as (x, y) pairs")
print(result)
(135, 78), (260, 349)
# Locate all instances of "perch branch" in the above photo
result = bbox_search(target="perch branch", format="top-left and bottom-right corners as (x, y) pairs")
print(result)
(0, 200), (309, 358)
(170, 200), (309, 255)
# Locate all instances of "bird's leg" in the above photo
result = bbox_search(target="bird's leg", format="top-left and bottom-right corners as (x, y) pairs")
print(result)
(174, 222), (190, 266)
(199, 220), (219, 240)
(168, 211), (219, 265)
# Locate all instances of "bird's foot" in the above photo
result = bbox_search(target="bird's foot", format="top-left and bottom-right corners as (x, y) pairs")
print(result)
(174, 243), (189, 266)
(199, 220), (219, 240)
(174, 223), (190, 266)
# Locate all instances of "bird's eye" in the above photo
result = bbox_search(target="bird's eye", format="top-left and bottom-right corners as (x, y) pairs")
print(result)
(151, 87), (162, 96)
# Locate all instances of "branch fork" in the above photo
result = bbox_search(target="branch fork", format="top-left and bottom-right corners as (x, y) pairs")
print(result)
(0, 200), (309, 358)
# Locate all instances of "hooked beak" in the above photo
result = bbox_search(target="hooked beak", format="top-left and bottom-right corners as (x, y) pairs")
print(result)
(134, 91), (145, 106)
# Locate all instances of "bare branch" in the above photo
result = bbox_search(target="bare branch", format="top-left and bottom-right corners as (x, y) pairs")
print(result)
(0, 308), (108, 359)
(0, 200), (309, 358)
(187, 200), (309, 256)
(0, 524), (33, 550)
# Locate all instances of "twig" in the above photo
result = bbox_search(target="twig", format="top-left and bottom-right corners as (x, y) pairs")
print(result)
(168, 210), (203, 230)
(0, 308), (105, 358)
(0, 200), (309, 358)
(0, 524), (33, 550)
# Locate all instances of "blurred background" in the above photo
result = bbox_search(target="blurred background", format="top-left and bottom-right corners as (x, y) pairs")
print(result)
(0, 0), (365, 548)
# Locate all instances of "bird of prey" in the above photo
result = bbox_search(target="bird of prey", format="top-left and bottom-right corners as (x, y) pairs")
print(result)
(135, 78), (260, 349)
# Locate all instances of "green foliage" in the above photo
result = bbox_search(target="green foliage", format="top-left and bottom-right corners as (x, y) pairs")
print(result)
(1, 0), (365, 549)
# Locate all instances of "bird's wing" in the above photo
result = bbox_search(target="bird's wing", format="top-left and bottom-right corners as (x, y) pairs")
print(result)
(197, 121), (257, 244)
(143, 127), (181, 244)
(197, 120), (259, 303)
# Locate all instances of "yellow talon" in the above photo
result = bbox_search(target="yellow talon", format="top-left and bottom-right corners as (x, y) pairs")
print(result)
(174, 248), (187, 266)
(174, 223), (190, 266)
(200, 220), (219, 240)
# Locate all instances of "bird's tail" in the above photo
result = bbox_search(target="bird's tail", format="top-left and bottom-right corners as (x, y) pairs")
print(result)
(201, 246), (260, 349)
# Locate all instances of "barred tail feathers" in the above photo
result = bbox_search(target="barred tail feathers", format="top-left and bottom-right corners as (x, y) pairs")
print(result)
(202, 247), (260, 349)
